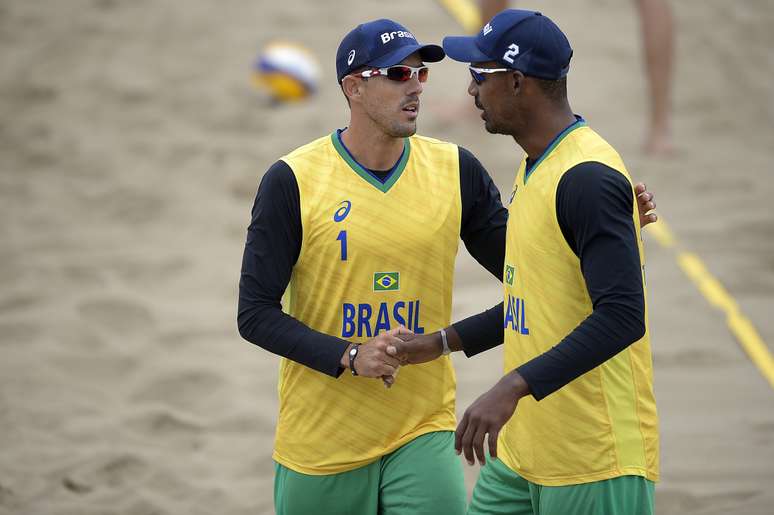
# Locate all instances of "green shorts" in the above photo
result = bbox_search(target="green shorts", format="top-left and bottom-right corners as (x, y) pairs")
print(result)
(468, 457), (655, 515)
(274, 431), (466, 515)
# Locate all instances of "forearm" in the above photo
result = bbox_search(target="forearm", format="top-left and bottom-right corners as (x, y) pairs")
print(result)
(500, 368), (531, 399)
(237, 293), (350, 377)
(452, 302), (504, 357)
(516, 302), (644, 400)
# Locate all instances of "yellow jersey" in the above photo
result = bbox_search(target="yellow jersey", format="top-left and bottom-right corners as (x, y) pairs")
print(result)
(498, 121), (659, 486)
(273, 132), (461, 474)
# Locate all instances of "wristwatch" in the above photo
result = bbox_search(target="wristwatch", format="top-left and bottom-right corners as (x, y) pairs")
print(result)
(349, 344), (360, 376)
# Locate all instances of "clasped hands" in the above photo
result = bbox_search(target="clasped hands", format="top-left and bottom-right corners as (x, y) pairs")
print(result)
(344, 327), (529, 468)
(341, 327), (444, 387)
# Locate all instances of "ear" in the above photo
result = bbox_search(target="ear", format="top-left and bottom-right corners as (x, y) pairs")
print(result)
(341, 75), (363, 104)
(510, 70), (526, 94)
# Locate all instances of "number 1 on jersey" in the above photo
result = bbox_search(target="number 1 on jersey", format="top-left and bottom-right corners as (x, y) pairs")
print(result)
(337, 230), (348, 261)
(333, 200), (351, 261)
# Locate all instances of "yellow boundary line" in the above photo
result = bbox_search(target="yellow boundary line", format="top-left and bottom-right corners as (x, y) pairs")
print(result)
(672, 245), (774, 389)
(644, 214), (774, 387)
(437, 0), (774, 390)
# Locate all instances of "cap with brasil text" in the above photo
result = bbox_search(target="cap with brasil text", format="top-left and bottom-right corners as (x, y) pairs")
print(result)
(443, 9), (572, 80)
(336, 19), (445, 83)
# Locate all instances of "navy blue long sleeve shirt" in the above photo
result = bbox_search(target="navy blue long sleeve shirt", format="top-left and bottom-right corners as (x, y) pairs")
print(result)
(238, 147), (645, 398)
(237, 146), (507, 377)
(452, 162), (647, 400)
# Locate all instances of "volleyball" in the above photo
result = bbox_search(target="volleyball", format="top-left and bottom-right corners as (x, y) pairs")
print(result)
(253, 41), (321, 102)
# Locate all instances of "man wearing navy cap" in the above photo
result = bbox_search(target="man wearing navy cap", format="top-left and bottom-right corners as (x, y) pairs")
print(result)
(238, 18), (502, 515)
(440, 9), (659, 514)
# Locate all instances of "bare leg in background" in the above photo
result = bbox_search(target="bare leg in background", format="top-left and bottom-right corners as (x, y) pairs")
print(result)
(477, 0), (675, 155)
(636, 0), (675, 155)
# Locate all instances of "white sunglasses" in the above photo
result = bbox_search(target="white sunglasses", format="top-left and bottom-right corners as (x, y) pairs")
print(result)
(355, 65), (429, 82)
(468, 66), (510, 84)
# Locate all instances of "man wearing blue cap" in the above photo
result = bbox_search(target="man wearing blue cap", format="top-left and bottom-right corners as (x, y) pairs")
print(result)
(238, 14), (658, 515)
(238, 18), (497, 515)
(439, 9), (659, 514)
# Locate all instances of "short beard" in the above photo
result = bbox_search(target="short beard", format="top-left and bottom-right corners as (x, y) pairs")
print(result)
(384, 120), (417, 138)
(484, 119), (507, 135)
(364, 102), (417, 138)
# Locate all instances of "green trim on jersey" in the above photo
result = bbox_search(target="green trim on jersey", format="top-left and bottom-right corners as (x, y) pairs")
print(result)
(330, 132), (411, 193)
(524, 119), (587, 184)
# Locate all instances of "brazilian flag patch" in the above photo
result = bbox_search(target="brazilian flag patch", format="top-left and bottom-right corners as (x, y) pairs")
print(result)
(505, 265), (515, 286)
(373, 272), (400, 292)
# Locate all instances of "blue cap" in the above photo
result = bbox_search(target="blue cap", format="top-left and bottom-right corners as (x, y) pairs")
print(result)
(336, 19), (445, 83)
(443, 10), (572, 80)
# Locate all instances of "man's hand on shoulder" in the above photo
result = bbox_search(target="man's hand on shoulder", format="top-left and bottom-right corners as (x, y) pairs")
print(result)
(635, 182), (658, 227)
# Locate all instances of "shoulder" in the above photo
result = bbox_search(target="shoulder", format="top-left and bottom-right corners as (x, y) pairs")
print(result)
(279, 134), (337, 186)
(260, 160), (298, 195)
(457, 146), (494, 184)
(458, 145), (482, 169)
(557, 162), (634, 226)
(408, 133), (454, 146)
(408, 134), (459, 156)
(560, 161), (632, 198)
(572, 126), (627, 171)
(282, 134), (335, 163)
(249, 160), (300, 221)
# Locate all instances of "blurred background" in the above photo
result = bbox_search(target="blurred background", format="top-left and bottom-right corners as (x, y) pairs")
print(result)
(1, 0), (773, 514)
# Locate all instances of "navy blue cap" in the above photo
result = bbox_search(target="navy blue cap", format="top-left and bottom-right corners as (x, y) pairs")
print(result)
(336, 19), (445, 83)
(443, 10), (572, 80)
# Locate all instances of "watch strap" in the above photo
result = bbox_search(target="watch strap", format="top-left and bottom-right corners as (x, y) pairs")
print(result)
(349, 344), (361, 376)
(440, 328), (451, 355)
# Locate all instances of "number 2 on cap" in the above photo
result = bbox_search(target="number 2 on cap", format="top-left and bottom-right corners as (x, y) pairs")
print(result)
(503, 43), (519, 64)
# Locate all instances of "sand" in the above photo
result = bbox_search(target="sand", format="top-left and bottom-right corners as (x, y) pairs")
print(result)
(1, 0), (773, 513)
